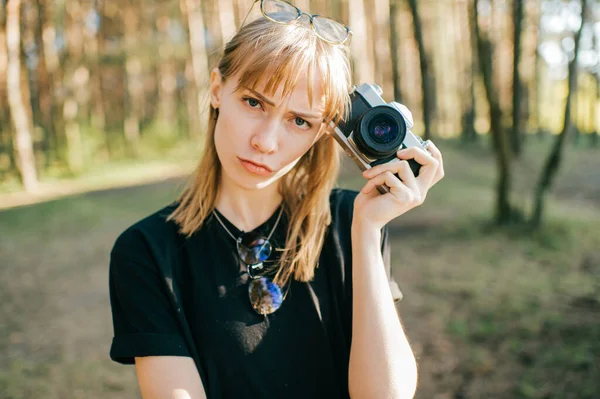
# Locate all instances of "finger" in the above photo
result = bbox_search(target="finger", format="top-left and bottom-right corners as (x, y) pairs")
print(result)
(363, 159), (420, 194)
(423, 141), (445, 183)
(362, 171), (417, 205)
(397, 147), (438, 191)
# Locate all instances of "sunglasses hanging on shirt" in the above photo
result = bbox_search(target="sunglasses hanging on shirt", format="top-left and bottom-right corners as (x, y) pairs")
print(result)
(212, 205), (288, 316)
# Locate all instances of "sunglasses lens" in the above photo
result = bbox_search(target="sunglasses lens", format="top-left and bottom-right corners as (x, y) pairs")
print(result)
(238, 231), (272, 265)
(312, 16), (348, 43)
(248, 276), (283, 315)
(262, 0), (299, 23)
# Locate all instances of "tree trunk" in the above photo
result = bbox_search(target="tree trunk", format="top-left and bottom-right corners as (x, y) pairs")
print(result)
(362, 0), (381, 86)
(571, 86), (580, 146)
(62, 0), (86, 171)
(183, 0), (211, 130)
(123, 4), (142, 157)
(21, 2), (44, 156)
(32, 0), (58, 167)
(472, 0), (515, 224)
(593, 74), (599, 147)
(232, 0), (247, 28)
(531, 0), (588, 227)
(6, 0), (38, 192)
(218, 0), (237, 44)
(0, 0), (17, 174)
(373, 0), (391, 91)
(184, 59), (201, 139)
(389, 0), (402, 103)
(407, 0), (434, 140)
(593, 30), (599, 147)
(90, 0), (106, 135)
(459, 0), (477, 142)
(510, 0), (523, 156)
(349, 0), (374, 83)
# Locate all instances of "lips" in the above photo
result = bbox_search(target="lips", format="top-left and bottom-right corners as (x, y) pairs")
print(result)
(238, 157), (274, 176)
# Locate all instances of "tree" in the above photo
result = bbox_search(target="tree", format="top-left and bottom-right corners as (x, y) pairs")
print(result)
(510, 0), (524, 156)
(6, 0), (38, 192)
(123, 1), (143, 157)
(461, 0), (477, 142)
(349, 0), (374, 83)
(0, 0), (17, 175)
(389, 0), (402, 103)
(471, 0), (517, 224)
(593, 26), (599, 147)
(33, 0), (59, 166)
(183, 0), (211, 130)
(531, 0), (588, 227)
(407, 0), (434, 140)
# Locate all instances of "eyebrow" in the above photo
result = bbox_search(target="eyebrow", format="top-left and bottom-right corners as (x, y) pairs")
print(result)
(241, 86), (324, 120)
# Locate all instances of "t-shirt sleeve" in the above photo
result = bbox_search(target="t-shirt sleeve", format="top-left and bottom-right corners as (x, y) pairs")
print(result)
(109, 228), (191, 364)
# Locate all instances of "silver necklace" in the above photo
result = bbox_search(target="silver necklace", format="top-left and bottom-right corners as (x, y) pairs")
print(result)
(212, 205), (284, 274)
(212, 205), (284, 242)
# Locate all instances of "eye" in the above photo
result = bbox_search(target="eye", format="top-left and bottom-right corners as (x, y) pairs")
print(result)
(243, 97), (263, 109)
(294, 117), (312, 129)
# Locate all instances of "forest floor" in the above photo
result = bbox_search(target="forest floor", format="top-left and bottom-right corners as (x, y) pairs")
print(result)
(0, 138), (598, 399)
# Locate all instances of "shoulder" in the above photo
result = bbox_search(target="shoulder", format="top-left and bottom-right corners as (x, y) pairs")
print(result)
(329, 188), (358, 217)
(329, 188), (359, 214)
(111, 202), (181, 262)
(329, 188), (359, 227)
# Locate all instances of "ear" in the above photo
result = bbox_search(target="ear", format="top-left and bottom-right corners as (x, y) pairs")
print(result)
(209, 68), (223, 109)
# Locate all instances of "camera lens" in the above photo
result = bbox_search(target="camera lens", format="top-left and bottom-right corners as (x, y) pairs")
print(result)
(354, 105), (406, 159)
(369, 115), (398, 144)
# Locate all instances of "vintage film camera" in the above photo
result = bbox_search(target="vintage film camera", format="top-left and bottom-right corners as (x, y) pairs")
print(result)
(329, 83), (428, 194)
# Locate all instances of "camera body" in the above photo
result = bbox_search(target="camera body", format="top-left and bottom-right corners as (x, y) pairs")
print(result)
(329, 83), (427, 194)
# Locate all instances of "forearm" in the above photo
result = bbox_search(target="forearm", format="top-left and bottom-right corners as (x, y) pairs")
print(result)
(348, 223), (417, 399)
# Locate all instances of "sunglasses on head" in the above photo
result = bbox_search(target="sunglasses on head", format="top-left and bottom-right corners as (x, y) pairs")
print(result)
(212, 206), (288, 316)
(244, 0), (353, 45)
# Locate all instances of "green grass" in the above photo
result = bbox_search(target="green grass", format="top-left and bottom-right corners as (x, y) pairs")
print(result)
(0, 139), (599, 398)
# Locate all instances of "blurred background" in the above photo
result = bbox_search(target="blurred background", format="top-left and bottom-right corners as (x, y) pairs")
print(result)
(0, 0), (599, 398)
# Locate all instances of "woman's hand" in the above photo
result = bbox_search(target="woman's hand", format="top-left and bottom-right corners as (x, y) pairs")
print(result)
(353, 141), (445, 231)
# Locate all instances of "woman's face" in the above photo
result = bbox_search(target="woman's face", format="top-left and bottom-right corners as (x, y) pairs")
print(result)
(209, 68), (327, 191)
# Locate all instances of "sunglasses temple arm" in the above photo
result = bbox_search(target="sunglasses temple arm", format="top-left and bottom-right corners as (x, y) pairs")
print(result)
(241, 0), (260, 29)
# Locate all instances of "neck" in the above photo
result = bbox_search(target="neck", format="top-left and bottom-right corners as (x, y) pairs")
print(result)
(214, 175), (283, 233)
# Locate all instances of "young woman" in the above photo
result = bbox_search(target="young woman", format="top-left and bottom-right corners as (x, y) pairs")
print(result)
(108, 1), (444, 398)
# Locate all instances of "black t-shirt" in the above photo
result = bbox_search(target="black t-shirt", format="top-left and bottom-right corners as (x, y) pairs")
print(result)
(109, 188), (402, 399)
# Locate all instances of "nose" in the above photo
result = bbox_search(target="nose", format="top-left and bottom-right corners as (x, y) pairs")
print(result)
(250, 118), (279, 154)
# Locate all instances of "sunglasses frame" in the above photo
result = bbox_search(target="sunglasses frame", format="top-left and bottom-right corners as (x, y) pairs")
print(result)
(235, 233), (271, 273)
(245, 0), (353, 45)
(236, 232), (289, 315)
